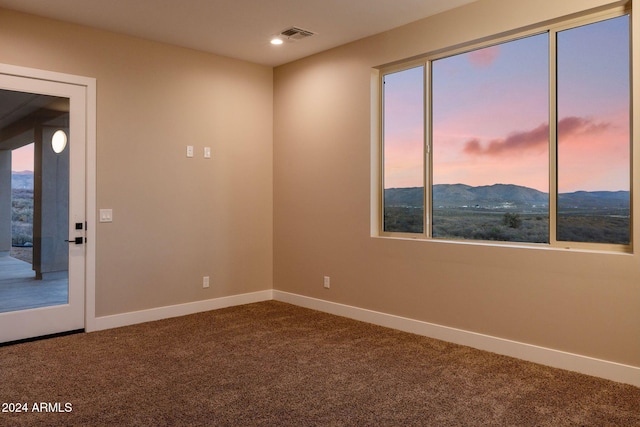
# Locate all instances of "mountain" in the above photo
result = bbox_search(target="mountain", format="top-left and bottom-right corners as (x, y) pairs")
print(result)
(433, 183), (547, 207)
(558, 191), (629, 209)
(384, 184), (629, 210)
(11, 171), (33, 190)
(383, 187), (424, 207)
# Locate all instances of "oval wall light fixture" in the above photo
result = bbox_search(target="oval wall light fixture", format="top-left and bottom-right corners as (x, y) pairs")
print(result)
(51, 129), (68, 154)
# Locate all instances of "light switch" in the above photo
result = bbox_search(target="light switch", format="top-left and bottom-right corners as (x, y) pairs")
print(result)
(99, 209), (113, 223)
(204, 147), (211, 159)
(186, 145), (194, 158)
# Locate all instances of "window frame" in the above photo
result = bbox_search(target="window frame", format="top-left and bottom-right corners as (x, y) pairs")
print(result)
(377, 5), (633, 253)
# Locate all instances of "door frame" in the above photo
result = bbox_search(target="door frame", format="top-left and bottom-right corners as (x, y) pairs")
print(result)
(0, 62), (97, 333)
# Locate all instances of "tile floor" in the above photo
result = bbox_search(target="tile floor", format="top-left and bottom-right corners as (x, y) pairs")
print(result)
(0, 255), (68, 313)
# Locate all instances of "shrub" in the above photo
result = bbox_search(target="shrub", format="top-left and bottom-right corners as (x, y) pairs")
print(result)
(503, 212), (522, 229)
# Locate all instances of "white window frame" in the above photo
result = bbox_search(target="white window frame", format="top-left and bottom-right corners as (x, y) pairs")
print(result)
(376, 5), (633, 253)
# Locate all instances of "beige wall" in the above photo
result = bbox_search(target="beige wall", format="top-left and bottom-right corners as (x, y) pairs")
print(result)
(0, 9), (274, 316)
(274, 0), (640, 367)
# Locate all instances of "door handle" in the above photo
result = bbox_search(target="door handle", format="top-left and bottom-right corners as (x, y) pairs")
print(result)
(65, 237), (84, 245)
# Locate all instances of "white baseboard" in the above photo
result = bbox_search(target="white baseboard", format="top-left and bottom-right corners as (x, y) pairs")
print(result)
(88, 288), (639, 387)
(273, 290), (640, 388)
(92, 290), (273, 331)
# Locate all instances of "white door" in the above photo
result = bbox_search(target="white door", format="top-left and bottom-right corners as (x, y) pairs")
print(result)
(0, 73), (86, 343)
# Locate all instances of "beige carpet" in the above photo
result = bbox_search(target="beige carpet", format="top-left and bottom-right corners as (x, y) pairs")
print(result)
(1, 301), (638, 426)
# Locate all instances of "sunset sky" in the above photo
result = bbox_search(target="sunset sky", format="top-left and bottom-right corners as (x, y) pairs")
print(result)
(383, 15), (629, 193)
(12, 143), (33, 172)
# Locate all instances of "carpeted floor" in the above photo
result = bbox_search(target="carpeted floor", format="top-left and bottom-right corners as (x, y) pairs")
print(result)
(1, 301), (639, 426)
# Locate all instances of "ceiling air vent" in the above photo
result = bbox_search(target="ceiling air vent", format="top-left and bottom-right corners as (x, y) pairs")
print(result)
(279, 27), (316, 41)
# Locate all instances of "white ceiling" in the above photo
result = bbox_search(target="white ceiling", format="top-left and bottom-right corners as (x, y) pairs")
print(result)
(0, 0), (477, 66)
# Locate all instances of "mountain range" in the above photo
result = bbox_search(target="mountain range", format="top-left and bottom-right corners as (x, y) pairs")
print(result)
(385, 184), (630, 210)
(11, 171), (34, 190)
(8, 173), (632, 211)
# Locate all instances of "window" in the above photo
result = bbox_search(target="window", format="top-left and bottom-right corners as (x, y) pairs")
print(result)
(383, 65), (424, 233)
(556, 17), (631, 245)
(432, 33), (549, 243)
(380, 10), (631, 250)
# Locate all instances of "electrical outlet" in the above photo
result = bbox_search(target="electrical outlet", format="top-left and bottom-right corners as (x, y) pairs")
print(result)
(203, 276), (210, 288)
(186, 145), (194, 158)
(323, 276), (330, 289)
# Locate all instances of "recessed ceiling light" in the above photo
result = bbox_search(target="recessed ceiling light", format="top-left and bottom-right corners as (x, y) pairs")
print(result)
(270, 38), (283, 45)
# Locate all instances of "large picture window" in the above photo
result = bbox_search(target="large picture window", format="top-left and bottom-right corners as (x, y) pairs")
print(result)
(432, 33), (549, 243)
(380, 11), (631, 250)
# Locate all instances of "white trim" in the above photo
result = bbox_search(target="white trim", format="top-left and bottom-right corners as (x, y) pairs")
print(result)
(93, 290), (273, 331)
(273, 290), (640, 387)
(84, 75), (97, 333)
(0, 63), (94, 88)
(0, 62), (97, 338)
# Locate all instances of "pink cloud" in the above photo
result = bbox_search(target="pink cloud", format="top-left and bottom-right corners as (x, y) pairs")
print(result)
(463, 116), (611, 157)
(557, 116), (611, 144)
(467, 45), (500, 67)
